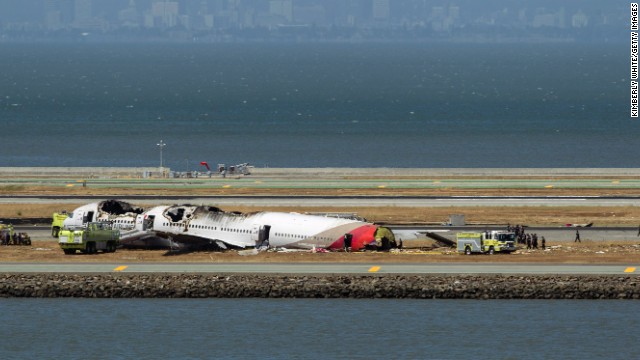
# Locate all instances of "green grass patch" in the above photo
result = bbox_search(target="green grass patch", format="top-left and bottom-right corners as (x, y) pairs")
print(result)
(0, 185), (26, 192)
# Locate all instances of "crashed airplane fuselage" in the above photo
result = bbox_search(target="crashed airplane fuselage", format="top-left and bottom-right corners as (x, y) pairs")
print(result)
(61, 200), (174, 248)
(133, 204), (397, 251)
(62, 200), (143, 230)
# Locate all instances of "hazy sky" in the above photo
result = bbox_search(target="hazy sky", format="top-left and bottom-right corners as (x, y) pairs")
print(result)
(0, 0), (626, 45)
(0, 0), (619, 23)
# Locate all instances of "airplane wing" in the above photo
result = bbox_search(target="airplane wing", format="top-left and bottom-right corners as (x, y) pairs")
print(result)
(394, 229), (455, 247)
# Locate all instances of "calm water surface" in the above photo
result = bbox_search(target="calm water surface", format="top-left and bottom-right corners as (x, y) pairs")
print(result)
(0, 43), (635, 169)
(1, 298), (638, 359)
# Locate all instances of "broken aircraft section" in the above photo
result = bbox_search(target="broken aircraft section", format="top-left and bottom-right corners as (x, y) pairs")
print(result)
(62, 200), (399, 252)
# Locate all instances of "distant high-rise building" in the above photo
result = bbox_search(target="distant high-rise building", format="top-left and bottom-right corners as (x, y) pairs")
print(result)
(431, 6), (445, 19)
(269, 0), (293, 22)
(532, 9), (565, 29)
(198, 0), (208, 16)
(203, 14), (214, 28)
(449, 5), (460, 20)
(339, 0), (369, 27)
(44, 0), (63, 30)
(73, 0), (105, 30)
(294, 4), (326, 25)
(430, 5), (452, 32)
(151, 1), (180, 28)
(119, 0), (140, 27)
(228, 0), (241, 11)
(572, 10), (588, 28)
(74, 0), (92, 23)
(557, 7), (566, 28)
(44, 0), (57, 13)
(518, 9), (528, 25)
(372, 0), (390, 20)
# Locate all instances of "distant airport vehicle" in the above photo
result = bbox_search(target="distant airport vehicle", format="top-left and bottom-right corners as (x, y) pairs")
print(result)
(218, 163), (252, 176)
(133, 204), (397, 251)
(457, 231), (517, 255)
(565, 222), (594, 227)
(58, 222), (120, 255)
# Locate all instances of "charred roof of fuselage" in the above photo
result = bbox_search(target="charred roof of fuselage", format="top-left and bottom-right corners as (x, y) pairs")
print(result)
(193, 205), (244, 216)
(99, 199), (143, 215)
(161, 204), (262, 222)
(166, 206), (188, 222)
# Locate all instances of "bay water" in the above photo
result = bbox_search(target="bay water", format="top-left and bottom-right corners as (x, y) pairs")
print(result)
(0, 298), (638, 359)
(0, 42), (634, 169)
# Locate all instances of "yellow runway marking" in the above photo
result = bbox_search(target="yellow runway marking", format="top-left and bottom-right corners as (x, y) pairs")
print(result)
(368, 266), (380, 273)
(624, 267), (636, 273)
(114, 266), (128, 272)
(544, 185), (554, 188)
(222, 185), (232, 188)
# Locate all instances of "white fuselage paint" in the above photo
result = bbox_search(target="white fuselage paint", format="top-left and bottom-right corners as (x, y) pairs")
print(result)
(136, 205), (370, 249)
(62, 203), (137, 230)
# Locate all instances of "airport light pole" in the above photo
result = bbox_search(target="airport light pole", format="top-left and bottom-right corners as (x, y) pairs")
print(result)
(157, 140), (166, 171)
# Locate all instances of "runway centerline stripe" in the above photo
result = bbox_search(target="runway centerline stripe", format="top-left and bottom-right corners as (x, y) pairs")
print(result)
(114, 266), (128, 272)
(624, 267), (636, 273)
(368, 266), (380, 273)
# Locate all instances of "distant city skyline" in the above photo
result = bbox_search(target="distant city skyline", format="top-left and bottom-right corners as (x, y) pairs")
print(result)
(0, 0), (626, 42)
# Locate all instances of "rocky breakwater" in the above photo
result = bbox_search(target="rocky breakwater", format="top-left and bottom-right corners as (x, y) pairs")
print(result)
(0, 274), (639, 299)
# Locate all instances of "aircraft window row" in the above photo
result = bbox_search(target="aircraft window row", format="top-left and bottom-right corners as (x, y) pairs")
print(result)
(163, 222), (218, 231)
(162, 223), (256, 234)
(221, 227), (251, 233)
(190, 224), (218, 230)
(114, 219), (134, 224)
(274, 232), (329, 241)
(113, 219), (135, 228)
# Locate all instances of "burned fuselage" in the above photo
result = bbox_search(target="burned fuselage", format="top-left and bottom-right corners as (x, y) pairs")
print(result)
(62, 199), (143, 230)
(134, 204), (397, 251)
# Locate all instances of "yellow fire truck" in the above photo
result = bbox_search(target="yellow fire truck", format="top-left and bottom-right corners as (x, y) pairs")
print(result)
(457, 231), (517, 255)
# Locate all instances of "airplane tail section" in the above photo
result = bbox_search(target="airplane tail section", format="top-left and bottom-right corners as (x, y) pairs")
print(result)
(331, 225), (397, 251)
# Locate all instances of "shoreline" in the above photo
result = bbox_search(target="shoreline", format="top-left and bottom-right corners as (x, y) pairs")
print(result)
(1, 273), (638, 299)
(2, 167), (640, 178)
(0, 167), (637, 301)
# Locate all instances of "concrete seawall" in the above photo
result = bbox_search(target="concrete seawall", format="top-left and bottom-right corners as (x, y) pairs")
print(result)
(2, 167), (640, 178)
(1, 274), (639, 299)
(0, 167), (160, 178)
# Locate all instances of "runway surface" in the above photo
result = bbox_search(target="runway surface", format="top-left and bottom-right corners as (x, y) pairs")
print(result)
(0, 262), (637, 275)
(3, 171), (639, 276)
(3, 173), (640, 190)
